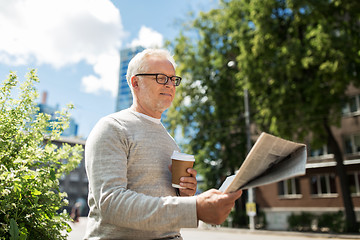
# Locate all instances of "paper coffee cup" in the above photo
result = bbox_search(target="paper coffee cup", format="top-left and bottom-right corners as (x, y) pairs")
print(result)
(171, 151), (195, 188)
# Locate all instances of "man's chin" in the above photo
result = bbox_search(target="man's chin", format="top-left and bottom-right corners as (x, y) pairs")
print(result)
(156, 102), (172, 113)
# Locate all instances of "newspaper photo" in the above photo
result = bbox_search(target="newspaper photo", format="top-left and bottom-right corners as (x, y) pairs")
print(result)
(219, 132), (307, 193)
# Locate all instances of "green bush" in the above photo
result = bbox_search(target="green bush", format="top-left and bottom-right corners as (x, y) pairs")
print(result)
(317, 211), (344, 233)
(223, 209), (266, 229)
(230, 208), (249, 228)
(288, 211), (346, 233)
(255, 210), (267, 229)
(0, 70), (83, 239)
(288, 212), (315, 231)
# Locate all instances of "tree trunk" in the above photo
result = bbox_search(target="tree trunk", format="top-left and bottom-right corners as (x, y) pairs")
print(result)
(323, 118), (358, 232)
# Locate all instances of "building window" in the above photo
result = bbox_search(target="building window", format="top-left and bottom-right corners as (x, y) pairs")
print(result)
(342, 94), (360, 116)
(310, 174), (337, 197)
(348, 171), (360, 196)
(344, 134), (360, 154)
(278, 178), (301, 198)
(310, 144), (333, 158)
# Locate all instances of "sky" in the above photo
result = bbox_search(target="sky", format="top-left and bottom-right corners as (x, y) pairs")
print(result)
(0, 0), (218, 139)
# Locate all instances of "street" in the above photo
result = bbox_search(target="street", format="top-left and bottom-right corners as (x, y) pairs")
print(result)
(180, 228), (359, 240)
(67, 218), (360, 240)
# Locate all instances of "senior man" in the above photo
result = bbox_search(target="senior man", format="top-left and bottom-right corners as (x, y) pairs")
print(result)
(84, 48), (242, 240)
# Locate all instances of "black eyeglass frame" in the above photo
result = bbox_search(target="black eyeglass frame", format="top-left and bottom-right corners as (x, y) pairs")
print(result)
(135, 73), (182, 86)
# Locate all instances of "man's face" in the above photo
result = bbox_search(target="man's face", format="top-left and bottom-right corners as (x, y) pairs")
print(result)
(132, 56), (176, 117)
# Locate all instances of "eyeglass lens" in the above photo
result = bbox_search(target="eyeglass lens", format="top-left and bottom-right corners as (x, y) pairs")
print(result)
(156, 74), (181, 86)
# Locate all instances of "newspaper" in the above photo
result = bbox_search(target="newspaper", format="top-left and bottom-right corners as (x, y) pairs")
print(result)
(219, 132), (307, 193)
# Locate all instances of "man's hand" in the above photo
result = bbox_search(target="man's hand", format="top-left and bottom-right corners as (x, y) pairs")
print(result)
(196, 189), (242, 225)
(178, 168), (197, 196)
(168, 165), (198, 196)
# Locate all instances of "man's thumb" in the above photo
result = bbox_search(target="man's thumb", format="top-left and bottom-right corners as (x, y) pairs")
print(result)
(227, 189), (243, 200)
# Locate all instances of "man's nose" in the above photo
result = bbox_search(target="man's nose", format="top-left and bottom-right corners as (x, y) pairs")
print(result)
(165, 79), (176, 87)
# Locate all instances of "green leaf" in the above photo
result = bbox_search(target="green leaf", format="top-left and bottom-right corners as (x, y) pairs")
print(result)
(50, 169), (56, 181)
(32, 189), (42, 196)
(10, 218), (19, 240)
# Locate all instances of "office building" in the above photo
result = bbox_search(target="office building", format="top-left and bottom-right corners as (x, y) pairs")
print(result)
(36, 92), (86, 215)
(115, 46), (145, 112)
(37, 92), (78, 137)
(55, 137), (88, 216)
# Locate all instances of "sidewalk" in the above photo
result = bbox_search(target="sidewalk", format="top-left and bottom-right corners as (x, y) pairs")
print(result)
(67, 217), (88, 240)
(195, 226), (360, 239)
(67, 217), (360, 240)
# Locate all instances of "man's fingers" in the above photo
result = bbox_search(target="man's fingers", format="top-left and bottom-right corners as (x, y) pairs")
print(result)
(224, 189), (243, 201)
(180, 176), (197, 184)
(179, 188), (194, 196)
(180, 181), (196, 189)
(187, 168), (197, 176)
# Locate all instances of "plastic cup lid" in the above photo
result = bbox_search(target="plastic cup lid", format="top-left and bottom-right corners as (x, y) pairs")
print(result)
(171, 151), (195, 161)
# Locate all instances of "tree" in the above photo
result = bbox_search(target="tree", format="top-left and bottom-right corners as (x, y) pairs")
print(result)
(166, 22), (248, 191)
(234, 0), (360, 232)
(0, 70), (83, 239)
(165, 1), (251, 227)
(167, 0), (360, 232)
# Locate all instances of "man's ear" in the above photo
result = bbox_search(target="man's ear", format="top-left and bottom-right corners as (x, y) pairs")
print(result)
(131, 76), (139, 89)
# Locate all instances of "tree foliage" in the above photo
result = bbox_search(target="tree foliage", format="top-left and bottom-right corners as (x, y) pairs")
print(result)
(0, 70), (83, 239)
(166, 12), (248, 190)
(167, 0), (360, 231)
(233, 0), (360, 142)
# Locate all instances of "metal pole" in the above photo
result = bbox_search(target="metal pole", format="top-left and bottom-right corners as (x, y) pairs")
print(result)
(244, 89), (251, 154)
(227, 62), (256, 230)
(244, 89), (255, 230)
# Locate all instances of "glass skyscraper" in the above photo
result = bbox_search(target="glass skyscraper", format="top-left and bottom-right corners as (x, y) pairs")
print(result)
(37, 92), (79, 137)
(115, 46), (145, 112)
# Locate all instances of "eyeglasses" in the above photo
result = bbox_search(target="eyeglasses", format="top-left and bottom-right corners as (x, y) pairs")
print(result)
(135, 73), (182, 87)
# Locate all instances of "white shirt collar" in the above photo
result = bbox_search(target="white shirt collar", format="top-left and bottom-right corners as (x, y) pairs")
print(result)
(130, 109), (161, 124)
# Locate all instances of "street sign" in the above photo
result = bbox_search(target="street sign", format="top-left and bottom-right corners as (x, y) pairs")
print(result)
(246, 202), (256, 217)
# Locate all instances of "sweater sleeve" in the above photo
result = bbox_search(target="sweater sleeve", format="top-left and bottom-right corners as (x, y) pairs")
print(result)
(85, 116), (198, 231)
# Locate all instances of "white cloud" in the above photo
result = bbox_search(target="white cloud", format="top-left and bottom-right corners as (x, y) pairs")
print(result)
(82, 51), (120, 96)
(130, 26), (164, 48)
(0, 0), (125, 97)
